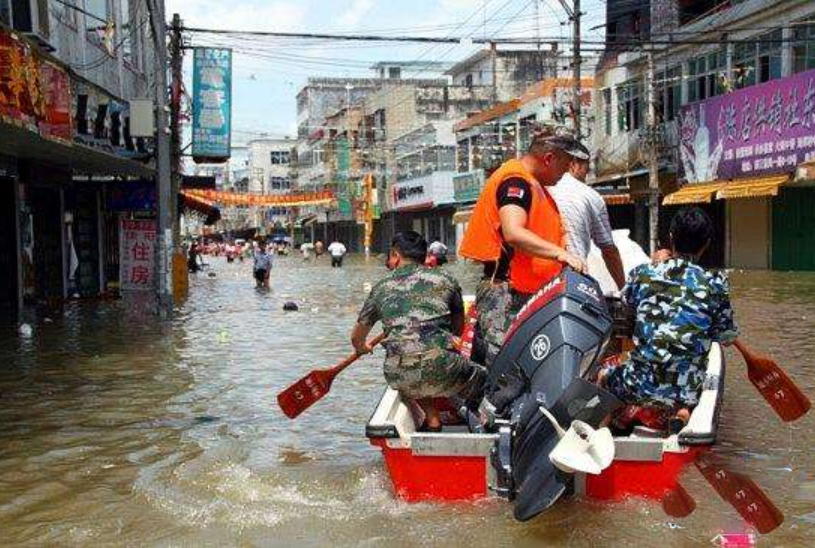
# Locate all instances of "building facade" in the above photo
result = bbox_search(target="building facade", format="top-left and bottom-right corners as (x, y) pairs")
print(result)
(593, 0), (815, 270)
(1, 1), (158, 317)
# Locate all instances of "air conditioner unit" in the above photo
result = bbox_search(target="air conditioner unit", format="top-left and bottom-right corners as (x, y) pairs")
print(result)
(11, 0), (54, 51)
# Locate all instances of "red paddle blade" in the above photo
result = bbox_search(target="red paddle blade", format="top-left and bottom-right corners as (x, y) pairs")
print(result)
(277, 369), (334, 419)
(747, 355), (811, 422)
(662, 483), (696, 518)
(695, 455), (784, 535)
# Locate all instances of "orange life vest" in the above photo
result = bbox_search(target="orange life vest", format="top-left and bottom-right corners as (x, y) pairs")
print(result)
(459, 159), (564, 294)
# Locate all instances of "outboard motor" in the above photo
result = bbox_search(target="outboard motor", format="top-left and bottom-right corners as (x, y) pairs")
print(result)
(482, 269), (622, 521)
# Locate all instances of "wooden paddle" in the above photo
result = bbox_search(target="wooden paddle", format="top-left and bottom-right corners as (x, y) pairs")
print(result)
(662, 482), (696, 518)
(733, 340), (811, 422)
(277, 333), (386, 419)
(695, 454), (785, 535)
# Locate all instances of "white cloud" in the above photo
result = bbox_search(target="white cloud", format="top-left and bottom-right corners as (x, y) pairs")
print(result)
(336, 0), (375, 28)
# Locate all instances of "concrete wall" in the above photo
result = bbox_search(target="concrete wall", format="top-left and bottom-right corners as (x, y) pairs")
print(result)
(46, 1), (153, 100)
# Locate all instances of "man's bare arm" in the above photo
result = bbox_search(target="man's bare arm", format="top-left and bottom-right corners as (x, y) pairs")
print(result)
(498, 205), (587, 272)
(600, 244), (626, 289)
(350, 321), (374, 355)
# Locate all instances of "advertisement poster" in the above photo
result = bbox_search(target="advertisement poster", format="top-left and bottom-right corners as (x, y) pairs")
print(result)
(119, 218), (156, 291)
(678, 68), (815, 183)
(191, 48), (232, 161)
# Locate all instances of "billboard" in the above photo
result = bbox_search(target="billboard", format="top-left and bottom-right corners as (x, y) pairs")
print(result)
(191, 48), (232, 161)
(678, 68), (815, 183)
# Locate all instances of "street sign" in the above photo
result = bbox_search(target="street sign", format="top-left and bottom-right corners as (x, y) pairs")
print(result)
(191, 48), (232, 162)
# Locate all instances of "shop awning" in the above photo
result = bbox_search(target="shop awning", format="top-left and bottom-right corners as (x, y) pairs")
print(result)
(602, 193), (632, 205)
(180, 192), (221, 225)
(715, 175), (789, 200)
(452, 208), (473, 225)
(296, 214), (318, 227)
(0, 121), (154, 178)
(662, 181), (727, 205)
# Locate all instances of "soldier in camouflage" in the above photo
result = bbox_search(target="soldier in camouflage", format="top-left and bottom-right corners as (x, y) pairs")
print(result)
(351, 231), (485, 430)
(603, 208), (738, 410)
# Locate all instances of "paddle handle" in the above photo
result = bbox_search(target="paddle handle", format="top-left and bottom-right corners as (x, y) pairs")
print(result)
(328, 332), (387, 378)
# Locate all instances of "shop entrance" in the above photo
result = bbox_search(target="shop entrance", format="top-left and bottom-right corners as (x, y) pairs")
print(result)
(0, 178), (19, 314)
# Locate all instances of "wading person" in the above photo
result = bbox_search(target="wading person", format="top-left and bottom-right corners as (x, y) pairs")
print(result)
(351, 231), (485, 431)
(426, 237), (449, 267)
(252, 242), (272, 288)
(459, 133), (587, 367)
(601, 207), (738, 430)
(549, 141), (626, 289)
(328, 240), (347, 268)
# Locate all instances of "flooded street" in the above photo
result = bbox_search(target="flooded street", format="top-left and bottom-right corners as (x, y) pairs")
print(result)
(0, 256), (813, 547)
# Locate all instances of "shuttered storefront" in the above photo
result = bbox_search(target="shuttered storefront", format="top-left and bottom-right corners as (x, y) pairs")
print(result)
(772, 187), (815, 271)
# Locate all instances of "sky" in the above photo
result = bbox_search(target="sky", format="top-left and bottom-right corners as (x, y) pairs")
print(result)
(166, 0), (607, 145)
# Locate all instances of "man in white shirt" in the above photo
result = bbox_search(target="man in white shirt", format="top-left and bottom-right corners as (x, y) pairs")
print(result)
(328, 240), (347, 268)
(549, 143), (626, 289)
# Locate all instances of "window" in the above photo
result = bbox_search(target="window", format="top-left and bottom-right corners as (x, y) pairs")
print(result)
(270, 150), (290, 165)
(617, 80), (643, 132)
(656, 67), (682, 122)
(464, 74), (473, 88)
(438, 147), (456, 172)
(688, 50), (725, 102)
(0, 0), (10, 26)
(120, 0), (136, 65)
(388, 67), (401, 79)
(269, 177), (290, 190)
(602, 88), (612, 136)
(793, 23), (815, 74)
(85, 0), (109, 22)
(734, 30), (782, 89)
(457, 139), (470, 172)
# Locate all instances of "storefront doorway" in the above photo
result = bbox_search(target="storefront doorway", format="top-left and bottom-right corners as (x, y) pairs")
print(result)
(0, 177), (19, 315)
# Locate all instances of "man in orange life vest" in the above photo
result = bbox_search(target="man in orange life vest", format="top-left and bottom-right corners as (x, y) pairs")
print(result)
(459, 134), (588, 367)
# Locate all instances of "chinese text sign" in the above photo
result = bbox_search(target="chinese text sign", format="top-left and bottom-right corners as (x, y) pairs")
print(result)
(678, 68), (815, 183)
(119, 218), (156, 291)
(192, 48), (232, 160)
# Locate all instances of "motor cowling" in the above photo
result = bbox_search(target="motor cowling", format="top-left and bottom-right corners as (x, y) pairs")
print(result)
(483, 269), (621, 521)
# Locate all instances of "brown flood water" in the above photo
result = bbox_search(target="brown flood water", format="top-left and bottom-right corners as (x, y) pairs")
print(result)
(0, 256), (813, 547)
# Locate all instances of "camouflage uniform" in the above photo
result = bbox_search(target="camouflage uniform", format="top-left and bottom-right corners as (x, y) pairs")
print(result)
(605, 257), (738, 408)
(473, 280), (513, 368)
(358, 263), (485, 400)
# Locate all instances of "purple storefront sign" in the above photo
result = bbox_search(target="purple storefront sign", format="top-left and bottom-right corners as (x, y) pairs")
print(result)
(678, 68), (815, 183)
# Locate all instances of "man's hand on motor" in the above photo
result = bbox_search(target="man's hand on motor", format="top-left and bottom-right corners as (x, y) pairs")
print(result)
(557, 250), (587, 273)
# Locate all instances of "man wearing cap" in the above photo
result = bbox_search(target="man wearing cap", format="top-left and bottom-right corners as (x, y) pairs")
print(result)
(459, 133), (587, 368)
(549, 141), (626, 289)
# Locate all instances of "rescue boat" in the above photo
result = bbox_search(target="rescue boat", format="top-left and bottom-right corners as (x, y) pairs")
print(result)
(366, 268), (724, 521)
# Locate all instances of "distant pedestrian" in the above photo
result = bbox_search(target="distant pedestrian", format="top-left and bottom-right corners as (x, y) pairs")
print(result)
(328, 240), (347, 268)
(426, 238), (448, 267)
(253, 244), (272, 287)
(315, 240), (325, 258)
(187, 241), (202, 273)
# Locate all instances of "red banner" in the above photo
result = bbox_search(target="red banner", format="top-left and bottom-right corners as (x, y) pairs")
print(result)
(181, 189), (335, 207)
(0, 29), (72, 141)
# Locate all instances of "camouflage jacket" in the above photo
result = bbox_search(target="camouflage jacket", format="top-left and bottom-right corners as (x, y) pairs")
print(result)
(618, 257), (738, 406)
(357, 263), (464, 359)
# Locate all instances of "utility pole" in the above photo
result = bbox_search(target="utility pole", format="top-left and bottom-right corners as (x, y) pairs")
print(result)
(169, 13), (183, 245)
(646, 51), (660, 255)
(556, 0), (581, 137)
(572, 0), (581, 138)
(490, 41), (498, 103)
(147, 0), (173, 316)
